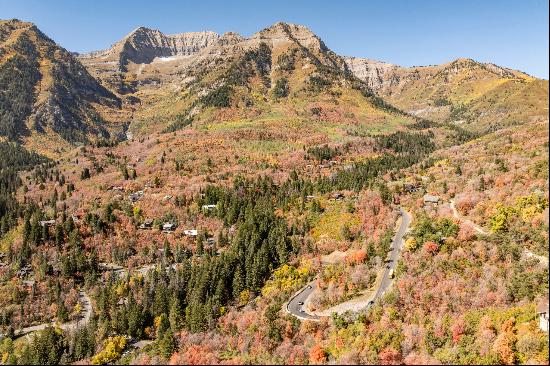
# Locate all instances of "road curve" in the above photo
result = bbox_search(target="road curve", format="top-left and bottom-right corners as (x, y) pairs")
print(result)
(286, 281), (320, 321)
(287, 207), (411, 320)
(15, 290), (92, 337)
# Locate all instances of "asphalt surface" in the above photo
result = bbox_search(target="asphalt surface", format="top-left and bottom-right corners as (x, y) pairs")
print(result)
(371, 207), (411, 302)
(15, 291), (92, 337)
(287, 207), (411, 320)
(286, 282), (320, 320)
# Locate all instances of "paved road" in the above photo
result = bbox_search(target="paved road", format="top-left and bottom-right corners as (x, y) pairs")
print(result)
(286, 282), (320, 321)
(371, 207), (411, 302)
(287, 207), (411, 320)
(15, 291), (92, 337)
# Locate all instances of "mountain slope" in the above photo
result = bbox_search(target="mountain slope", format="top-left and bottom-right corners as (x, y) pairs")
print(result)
(82, 22), (419, 138)
(345, 56), (549, 131)
(0, 19), (121, 149)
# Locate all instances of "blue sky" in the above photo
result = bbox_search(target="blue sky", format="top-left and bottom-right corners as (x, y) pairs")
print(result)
(1, 0), (548, 78)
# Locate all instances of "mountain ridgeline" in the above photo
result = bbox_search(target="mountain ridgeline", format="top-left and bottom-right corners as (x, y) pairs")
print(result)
(0, 18), (548, 152)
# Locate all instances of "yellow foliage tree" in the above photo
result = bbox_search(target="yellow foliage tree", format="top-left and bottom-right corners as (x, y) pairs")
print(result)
(91, 336), (127, 365)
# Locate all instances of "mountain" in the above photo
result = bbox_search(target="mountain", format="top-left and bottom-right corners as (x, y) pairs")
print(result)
(81, 22), (420, 137)
(345, 56), (549, 131)
(81, 26), (220, 71)
(0, 19), (122, 153)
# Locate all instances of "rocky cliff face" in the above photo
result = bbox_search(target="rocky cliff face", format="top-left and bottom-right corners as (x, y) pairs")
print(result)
(83, 27), (220, 71)
(344, 57), (400, 91)
(344, 55), (548, 131)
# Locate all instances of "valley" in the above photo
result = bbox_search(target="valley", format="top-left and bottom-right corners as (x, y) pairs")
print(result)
(0, 18), (548, 365)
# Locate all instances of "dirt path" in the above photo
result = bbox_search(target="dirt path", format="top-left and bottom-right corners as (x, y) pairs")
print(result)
(449, 199), (548, 266)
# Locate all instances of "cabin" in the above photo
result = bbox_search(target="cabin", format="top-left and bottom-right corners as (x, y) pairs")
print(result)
(537, 299), (549, 332)
(423, 194), (440, 206)
(404, 183), (420, 193)
(305, 195), (316, 201)
(206, 237), (216, 246)
(162, 222), (176, 233)
(139, 219), (153, 230)
(39, 219), (56, 227)
(202, 204), (217, 211)
(22, 279), (35, 288)
(163, 195), (173, 201)
(129, 190), (144, 203)
(331, 192), (345, 201)
(184, 229), (198, 237)
(16, 265), (32, 278)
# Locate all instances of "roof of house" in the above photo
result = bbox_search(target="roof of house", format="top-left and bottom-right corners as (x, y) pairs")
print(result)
(537, 298), (549, 314)
(423, 194), (440, 203)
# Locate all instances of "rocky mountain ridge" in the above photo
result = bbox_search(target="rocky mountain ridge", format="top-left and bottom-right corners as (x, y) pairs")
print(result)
(0, 19), (121, 152)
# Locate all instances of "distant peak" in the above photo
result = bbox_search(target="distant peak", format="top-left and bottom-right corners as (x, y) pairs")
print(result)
(253, 21), (318, 40)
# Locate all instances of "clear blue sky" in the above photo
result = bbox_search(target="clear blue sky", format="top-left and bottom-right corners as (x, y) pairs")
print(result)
(1, 0), (548, 78)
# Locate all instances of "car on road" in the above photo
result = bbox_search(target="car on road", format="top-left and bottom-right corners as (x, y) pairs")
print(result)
(368, 300), (374, 306)
(386, 264), (391, 269)
(298, 301), (304, 305)
(308, 285), (312, 289)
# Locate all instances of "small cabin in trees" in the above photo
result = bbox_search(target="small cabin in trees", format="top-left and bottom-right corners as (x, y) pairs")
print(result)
(139, 219), (153, 230)
(39, 219), (56, 227)
(184, 229), (198, 237)
(16, 265), (33, 278)
(202, 204), (217, 211)
(423, 194), (440, 207)
(129, 190), (144, 203)
(537, 299), (549, 332)
(404, 183), (420, 193)
(162, 222), (175, 233)
(331, 192), (345, 201)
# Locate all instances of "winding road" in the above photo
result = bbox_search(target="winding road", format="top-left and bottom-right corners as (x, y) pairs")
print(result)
(450, 199), (548, 266)
(15, 290), (92, 338)
(286, 207), (412, 320)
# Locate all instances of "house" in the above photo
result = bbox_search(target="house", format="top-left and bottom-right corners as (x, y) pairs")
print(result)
(206, 237), (216, 246)
(22, 279), (35, 287)
(163, 195), (173, 201)
(128, 190), (144, 203)
(139, 219), (153, 230)
(184, 229), (198, 237)
(16, 265), (32, 278)
(162, 222), (175, 233)
(404, 183), (420, 193)
(202, 204), (217, 211)
(39, 219), (56, 227)
(537, 299), (549, 332)
(423, 194), (440, 205)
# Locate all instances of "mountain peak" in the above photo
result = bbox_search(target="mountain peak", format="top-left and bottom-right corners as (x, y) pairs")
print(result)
(253, 22), (318, 41)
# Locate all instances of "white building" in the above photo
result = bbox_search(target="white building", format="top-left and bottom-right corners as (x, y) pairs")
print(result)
(537, 299), (549, 332)
(184, 229), (198, 236)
